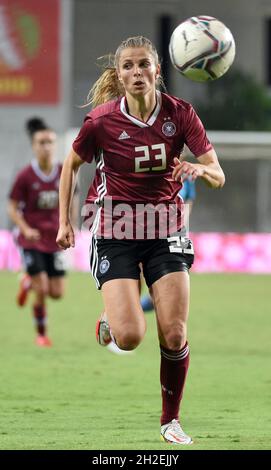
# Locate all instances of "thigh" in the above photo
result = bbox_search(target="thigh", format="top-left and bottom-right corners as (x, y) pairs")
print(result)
(150, 271), (190, 340)
(101, 278), (146, 338)
(31, 271), (50, 296)
(48, 276), (65, 298)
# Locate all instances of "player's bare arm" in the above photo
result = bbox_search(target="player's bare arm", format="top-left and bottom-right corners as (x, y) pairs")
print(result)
(7, 199), (41, 241)
(57, 149), (84, 249)
(172, 149), (225, 189)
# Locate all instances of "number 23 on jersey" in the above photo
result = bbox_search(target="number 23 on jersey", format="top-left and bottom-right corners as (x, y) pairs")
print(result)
(135, 143), (167, 172)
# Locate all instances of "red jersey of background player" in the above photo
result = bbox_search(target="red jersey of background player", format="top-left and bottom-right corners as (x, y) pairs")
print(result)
(9, 160), (62, 252)
(73, 91), (213, 237)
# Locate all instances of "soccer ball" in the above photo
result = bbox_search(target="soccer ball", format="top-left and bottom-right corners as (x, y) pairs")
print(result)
(169, 15), (236, 82)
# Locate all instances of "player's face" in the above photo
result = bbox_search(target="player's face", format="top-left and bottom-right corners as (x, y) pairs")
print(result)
(32, 130), (56, 164)
(117, 47), (160, 98)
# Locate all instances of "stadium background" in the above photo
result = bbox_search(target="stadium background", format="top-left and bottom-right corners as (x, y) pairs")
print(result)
(0, 0), (271, 451)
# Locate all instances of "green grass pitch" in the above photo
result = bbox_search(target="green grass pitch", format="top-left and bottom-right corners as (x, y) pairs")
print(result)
(0, 271), (270, 450)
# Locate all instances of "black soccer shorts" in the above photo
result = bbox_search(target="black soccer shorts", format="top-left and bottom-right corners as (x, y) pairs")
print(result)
(89, 234), (194, 289)
(22, 249), (67, 277)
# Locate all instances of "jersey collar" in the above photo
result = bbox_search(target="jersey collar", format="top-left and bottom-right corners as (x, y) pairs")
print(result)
(120, 90), (162, 128)
(31, 159), (58, 182)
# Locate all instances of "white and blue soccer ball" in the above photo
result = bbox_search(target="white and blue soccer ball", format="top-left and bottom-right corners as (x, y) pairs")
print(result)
(169, 15), (236, 82)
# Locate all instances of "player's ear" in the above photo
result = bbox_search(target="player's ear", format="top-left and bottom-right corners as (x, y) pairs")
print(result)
(155, 64), (161, 79)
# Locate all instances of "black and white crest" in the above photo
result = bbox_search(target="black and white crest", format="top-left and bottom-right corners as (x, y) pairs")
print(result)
(99, 258), (110, 274)
(162, 121), (176, 137)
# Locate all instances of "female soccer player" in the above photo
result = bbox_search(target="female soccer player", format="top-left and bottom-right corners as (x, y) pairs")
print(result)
(56, 36), (225, 444)
(8, 118), (67, 347)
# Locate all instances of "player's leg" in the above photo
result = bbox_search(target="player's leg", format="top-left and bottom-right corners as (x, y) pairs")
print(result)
(151, 270), (189, 350)
(48, 276), (65, 299)
(20, 250), (47, 339)
(33, 251), (66, 345)
(21, 250), (53, 346)
(16, 272), (32, 307)
(31, 271), (52, 346)
(100, 278), (146, 351)
(17, 249), (36, 307)
(143, 235), (194, 444)
(150, 270), (192, 444)
(47, 251), (66, 299)
(92, 237), (146, 351)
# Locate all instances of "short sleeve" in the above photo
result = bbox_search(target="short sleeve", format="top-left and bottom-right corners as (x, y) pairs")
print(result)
(9, 172), (27, 202)
(184, 105), (213, 157)
(72, 116), (97, 163)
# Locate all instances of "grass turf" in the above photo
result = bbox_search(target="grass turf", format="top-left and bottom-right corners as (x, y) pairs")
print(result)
(0, 271), (270, 450)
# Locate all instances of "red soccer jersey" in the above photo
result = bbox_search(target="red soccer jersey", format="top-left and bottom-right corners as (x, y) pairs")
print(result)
(73, 91), (213, 238)
(9, 160), (62, 252)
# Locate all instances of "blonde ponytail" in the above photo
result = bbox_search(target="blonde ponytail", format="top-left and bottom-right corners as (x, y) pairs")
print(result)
(84, 55), (124, 108)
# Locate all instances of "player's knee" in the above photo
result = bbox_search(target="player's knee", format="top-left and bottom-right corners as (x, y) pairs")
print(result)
(163, 322), (187, 350)
(49, 289), (63, 300)
(116, 328), (145, 351)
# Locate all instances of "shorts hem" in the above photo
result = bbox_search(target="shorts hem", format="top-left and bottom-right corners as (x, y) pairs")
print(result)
(98, 274), (140, 289)
(145, 265), (190, 288)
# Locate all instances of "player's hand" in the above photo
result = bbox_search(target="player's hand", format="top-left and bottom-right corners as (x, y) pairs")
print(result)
(56, 222), (75, 250)
(23, 227), (41, 241)
(172, 157), (204, 183)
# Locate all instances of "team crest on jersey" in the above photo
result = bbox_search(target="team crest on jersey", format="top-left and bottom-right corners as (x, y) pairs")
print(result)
(162, 121), (176, 137)
(99, 257), (110, 274)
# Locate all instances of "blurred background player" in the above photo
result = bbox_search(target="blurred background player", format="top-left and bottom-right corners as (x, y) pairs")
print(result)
(179, 177), (196, 214)
(141, 176), (196, 312)
(8, 118), (67, 347)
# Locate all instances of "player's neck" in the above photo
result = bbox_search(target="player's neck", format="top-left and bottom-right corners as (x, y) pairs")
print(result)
(37, 160), (54, 175)
(126, 90), (157, 122)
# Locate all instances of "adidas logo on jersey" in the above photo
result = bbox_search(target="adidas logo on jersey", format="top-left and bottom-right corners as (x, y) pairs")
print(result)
(118, 130), (130, 140)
